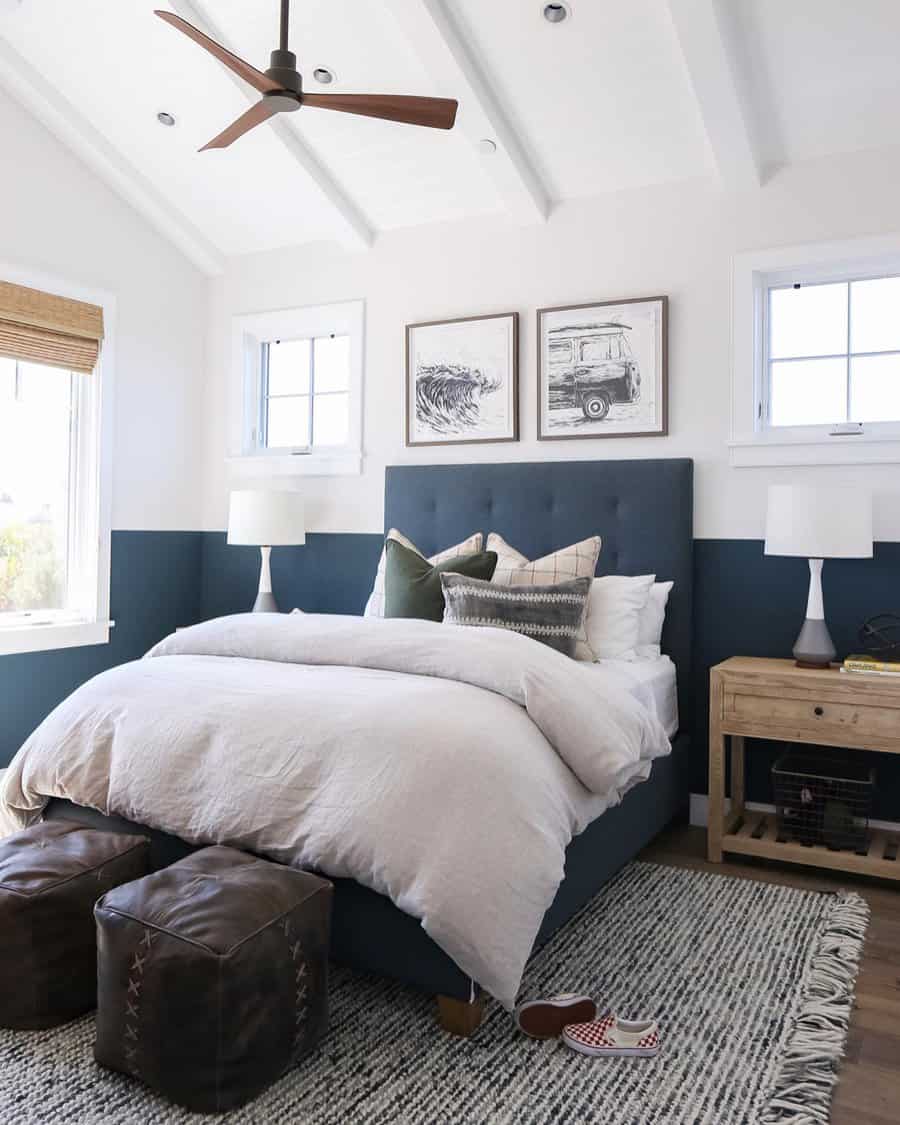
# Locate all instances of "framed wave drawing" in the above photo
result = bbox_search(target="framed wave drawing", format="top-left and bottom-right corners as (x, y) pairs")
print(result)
(537, 296), (668, 440)
(406, 311), (519, 447)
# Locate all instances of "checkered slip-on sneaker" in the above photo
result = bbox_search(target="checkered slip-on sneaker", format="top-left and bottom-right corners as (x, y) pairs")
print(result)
(562, 1014), (661, 1058)
(514, 993), (598, 1040)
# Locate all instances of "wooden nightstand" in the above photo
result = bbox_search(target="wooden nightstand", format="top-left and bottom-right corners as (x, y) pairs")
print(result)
(708, 657), (900, 881)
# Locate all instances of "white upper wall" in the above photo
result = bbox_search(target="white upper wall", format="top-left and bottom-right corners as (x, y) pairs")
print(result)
(202, 142), (900, 541)
(0, 85), (207, 532)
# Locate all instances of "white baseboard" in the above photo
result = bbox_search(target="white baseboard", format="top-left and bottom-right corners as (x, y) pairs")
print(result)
(689, 792), (900, 834)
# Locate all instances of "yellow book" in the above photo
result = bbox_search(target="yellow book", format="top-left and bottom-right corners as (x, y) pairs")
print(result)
(843, 654), (900, 673)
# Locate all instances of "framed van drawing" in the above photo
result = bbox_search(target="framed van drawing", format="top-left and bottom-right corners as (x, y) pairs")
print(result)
(406, 311), (519, 446)
(537, 296), (667, 440)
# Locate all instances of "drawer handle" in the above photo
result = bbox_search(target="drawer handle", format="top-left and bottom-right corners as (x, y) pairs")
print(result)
(814, 706), (824, 717)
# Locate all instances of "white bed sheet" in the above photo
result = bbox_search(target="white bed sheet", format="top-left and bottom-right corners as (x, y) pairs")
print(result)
(593, 655), (679, 738)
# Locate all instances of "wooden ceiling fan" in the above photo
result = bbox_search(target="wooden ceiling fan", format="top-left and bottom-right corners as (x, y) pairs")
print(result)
(154, 0), (459, 151)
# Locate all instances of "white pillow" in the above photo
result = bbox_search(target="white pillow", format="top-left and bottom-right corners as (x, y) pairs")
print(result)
(635, 580), (674, 659)
(583, 574), (655, 661)
(363, 529), (483, 617)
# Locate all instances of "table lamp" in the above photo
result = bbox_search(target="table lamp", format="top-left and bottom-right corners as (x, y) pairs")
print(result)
(764, 484), (873, 667)
(227, 489), (305, 613)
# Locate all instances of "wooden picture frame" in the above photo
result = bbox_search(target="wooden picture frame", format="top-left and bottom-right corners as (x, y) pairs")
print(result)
(405, 311), (519, 447)
(537, 295), (668, 441)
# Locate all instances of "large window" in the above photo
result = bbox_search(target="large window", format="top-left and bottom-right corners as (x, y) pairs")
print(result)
(0, 273), (111, 654)
(234, 300), (363, 475)
(0, 359), (72, 618)
(767, 276), (900, 429)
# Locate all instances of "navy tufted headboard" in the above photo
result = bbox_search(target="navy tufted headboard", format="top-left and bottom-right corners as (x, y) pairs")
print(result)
(384, 458), (694, 729)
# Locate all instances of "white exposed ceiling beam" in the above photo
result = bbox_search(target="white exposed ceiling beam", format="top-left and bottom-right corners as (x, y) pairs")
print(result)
(0, 34), (225, 277)
(382, 0), (550, 225)
(666, 0), (762, 187)
(169, 0), (374, 253)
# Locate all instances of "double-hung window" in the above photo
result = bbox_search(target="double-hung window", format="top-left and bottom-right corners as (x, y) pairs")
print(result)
(233, 300), (363, 476)
(732, 235), (900, 465)
(0, 275), (112, 654)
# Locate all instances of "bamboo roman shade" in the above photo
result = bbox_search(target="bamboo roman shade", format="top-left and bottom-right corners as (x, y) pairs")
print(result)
(0, 280), (104, 374)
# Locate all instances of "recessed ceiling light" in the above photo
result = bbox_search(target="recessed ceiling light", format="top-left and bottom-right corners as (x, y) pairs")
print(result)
(476, 138), (497, 155)
(542, 2), (570, 23)
(312, 67), (336, 85)
(157, 111), (176, 127)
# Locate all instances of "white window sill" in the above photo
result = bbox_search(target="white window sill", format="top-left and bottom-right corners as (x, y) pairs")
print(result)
(227, 450), (362, 477)
(729, 433), (900, 467)
(0, 620), (113, 657)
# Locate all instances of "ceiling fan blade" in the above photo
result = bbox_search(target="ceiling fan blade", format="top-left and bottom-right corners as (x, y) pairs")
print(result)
(154, 10), (281, 95)
(200, 98), (282, 151)
(301, 93), (458, 130)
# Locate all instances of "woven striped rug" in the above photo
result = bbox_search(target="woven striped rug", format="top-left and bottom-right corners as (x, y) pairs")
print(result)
(0, 862), (867, 1125)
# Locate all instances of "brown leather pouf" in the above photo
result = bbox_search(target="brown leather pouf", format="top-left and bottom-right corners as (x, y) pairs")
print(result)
(0, 820), (150, 1029)
(94, 846), (332, 1114)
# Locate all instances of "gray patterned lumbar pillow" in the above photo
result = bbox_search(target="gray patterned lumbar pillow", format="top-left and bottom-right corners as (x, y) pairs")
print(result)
(440, 573), (592, 657)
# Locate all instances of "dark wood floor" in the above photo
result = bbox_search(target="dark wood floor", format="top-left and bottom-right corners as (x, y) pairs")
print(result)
(640, 824), (900, 1125)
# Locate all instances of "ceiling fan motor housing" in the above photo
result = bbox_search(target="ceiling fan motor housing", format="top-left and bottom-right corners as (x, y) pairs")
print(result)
(266, 48), (301, 94)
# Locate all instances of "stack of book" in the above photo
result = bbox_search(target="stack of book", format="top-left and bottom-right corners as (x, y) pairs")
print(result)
(841, 654), (900, 677)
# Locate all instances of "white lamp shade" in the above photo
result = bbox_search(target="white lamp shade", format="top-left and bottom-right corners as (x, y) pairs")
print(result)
(764, 484), (873, 559)
(227, 490), (305, 546)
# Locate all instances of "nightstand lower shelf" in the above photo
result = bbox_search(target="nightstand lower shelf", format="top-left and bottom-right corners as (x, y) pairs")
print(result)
(723, 809), (900, 882)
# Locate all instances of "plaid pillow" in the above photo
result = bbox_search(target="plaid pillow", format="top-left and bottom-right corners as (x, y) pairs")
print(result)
(487, 532), (601, 587)
(364, 529), (483, 617)
(486, 532), (601, 659)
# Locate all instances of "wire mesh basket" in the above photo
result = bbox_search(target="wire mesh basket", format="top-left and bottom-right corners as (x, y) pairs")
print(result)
(772, 751), (875, 853)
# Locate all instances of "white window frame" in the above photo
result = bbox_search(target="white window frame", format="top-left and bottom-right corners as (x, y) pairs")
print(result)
(229, 300), (364, 477)
(0, 263), (114, 656)
(731, 233), (900, 466)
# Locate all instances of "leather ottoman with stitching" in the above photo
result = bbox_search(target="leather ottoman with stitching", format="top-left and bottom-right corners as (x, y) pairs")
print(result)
(94, 845), (333, 1114)
(0, 820), (150, 1029)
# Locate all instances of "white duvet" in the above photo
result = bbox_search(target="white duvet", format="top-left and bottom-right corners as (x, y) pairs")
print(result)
(0, 612), (670, 1007)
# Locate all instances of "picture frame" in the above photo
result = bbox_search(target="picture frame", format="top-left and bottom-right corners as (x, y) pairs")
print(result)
(537, 296), (668, 440)
(405, 311), (519, 447)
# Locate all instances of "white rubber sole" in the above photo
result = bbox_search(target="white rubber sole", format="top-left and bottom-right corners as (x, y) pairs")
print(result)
(562, 1038), (660, 1059)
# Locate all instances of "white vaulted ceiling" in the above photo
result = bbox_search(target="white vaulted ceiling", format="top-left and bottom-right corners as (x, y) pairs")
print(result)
(1, 0), (898, 274)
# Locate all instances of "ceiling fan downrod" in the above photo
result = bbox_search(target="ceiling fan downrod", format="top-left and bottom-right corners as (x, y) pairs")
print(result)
(266, 0), (300, 95)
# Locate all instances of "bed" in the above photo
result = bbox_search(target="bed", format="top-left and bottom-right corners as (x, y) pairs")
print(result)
(17, 457), (693, 1032)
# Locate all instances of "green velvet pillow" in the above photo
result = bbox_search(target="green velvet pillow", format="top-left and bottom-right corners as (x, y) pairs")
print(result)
(383, 537), (498, 621)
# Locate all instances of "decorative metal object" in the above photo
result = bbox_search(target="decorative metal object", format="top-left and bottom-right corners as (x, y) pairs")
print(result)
(858, 613), (900, 661)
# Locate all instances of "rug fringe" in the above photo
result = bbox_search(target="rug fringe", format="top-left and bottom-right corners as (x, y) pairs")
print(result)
(759, 890), (869, 1125)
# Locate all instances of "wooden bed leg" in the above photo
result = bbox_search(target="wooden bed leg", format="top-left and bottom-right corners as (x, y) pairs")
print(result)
(437, 994), (485, 1037)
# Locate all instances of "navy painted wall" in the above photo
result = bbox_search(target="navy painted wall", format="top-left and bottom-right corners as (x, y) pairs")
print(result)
(5, 529), (899, 823)
(199, 531), (383, 619)
(0, 531), (202, 767)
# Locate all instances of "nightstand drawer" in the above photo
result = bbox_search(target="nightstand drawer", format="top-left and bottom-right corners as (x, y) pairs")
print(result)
(724, 690), (900, 745)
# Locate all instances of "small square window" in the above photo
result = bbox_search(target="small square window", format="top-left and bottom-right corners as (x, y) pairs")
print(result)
(764, 274), (900, 430)
(235, 299), (363, 475)
(260, 334), (351, 451)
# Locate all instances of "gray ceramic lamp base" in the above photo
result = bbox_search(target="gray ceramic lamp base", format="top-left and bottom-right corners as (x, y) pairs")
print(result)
(790, 557), (837, 668)
(252, 590), (280, 613)
(251, 546), (281, 613)
(792, 617), (836, 668)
